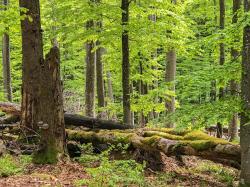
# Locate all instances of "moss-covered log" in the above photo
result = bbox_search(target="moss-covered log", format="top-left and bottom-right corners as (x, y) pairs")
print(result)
(67, 129), (240, 168)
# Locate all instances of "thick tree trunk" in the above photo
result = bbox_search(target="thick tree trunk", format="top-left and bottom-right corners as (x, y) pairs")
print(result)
(2, 0), (12, 102)
(33, 47), (66, 164)
(19, 0), (44, 132)
(85, 20), (95, 117)
(240, 0), (250, 185)
(19, 0), (65, 164)
(228, 0), (241, 142)
(96, 40), (106, 119)
(121, 0), (131, 126)
(217, 0), (225, 138)
(165, 50), (176, 128)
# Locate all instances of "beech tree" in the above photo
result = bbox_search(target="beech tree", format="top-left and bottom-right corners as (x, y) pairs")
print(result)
(241, 0), (250, 185)
(121, 0), (131, 126)
(2, 0), (12, 102)
(165, 0), (177, 128)
(85, 17), (95, 117)
(216, 0), (225, 138)
(228, 0), (241, 142)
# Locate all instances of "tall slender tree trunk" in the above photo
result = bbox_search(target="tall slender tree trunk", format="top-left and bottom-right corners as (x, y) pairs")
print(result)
(19, 0), (44, 132)
(165, 50), (176, 128)
(85, 19), (95, 117)
(106, 71), (117, 120)
(96, 40), (106, 118)
(217, 0), (225, 138)
(138, 59), (146, 127)
(121, 0), (131, 125)
(240, 1), (250, 185)
(95, 0), (105, 119)
(19, 0), (66, 163)
(165, 0), (177, 128)
(228, 0), (241, 142)
(2, 0), (12, 102)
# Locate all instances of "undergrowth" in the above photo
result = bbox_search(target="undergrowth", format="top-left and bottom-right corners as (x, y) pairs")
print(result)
(75, 143), (146, 187)
(0, 154), (32, 177)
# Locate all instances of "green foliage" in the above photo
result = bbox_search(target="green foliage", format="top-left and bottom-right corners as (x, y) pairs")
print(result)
(75, 144), (145, 187)
(195, 162), (238, 186)
(0, 154), (31, 177)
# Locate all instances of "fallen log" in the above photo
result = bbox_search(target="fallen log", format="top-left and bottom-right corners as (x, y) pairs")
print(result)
(66, 129), (241, 168)
(0, 102), (132, 130)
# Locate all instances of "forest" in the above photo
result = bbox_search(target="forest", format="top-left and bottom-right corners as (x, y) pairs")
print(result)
(0, 0), (249, 186)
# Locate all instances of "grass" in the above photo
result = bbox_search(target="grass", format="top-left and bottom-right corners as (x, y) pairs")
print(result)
(0, 154), (32, 177)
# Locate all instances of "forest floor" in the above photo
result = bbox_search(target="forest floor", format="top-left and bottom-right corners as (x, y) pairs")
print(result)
(0, 153), (239, 187)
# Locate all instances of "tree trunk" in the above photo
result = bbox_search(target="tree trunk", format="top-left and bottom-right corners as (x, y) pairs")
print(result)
(106, 71), (117, 120)
(96, 41), (106, 119)
(228, 0), (241, 142)
(138, 59), (146, 127)
(85, 19), (95, 117)
(19, 0), (66, 164)
(33, 47), (66, 164)
(165, 50), (176, 128)
(240, 0), (250, 185)
(217, 0), (225, 138)
(2, 0), (12, 102)
(121, 0), (131, 126)
(19, 0), (44, 132)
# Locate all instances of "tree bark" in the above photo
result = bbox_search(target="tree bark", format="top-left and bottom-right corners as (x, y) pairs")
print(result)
(228, 0), (241, 142)
(240, 0), (250, 185)
(121, 0), (131, 126)
(106, 71), (117, 120)
(217, 0), (225, 138)
(33, 47), (66, 164)
(19, 0), (44, 132)
(96, 41), (106, 119)
(2, 0), (12, 102)
(165, 50), (176, 128)
(19, 0), (66, 163)
(85, 19), (95, 117)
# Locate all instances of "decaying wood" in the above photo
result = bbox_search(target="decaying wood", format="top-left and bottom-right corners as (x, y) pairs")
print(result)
(0, 102), (133, 130)
(66, 129), (241, 168)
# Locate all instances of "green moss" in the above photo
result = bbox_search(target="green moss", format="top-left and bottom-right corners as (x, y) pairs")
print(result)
(0, 154), (31, 177)
(142, 136), (161, 147)
(179, 140), (215, 151)
(145, 128), (190, 136)
(143, 131), (184, 140)
(33, 146), (58, 164)
(184, 130), (229, 144)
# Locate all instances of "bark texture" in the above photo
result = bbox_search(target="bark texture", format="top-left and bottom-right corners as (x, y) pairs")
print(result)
(228, 0), (241, 142)
(33, 47), (66, 164)
(240, 1), (250, 185)
(121, 0), (131, 126)
(165, 50), (176, 128)
(19, 0), (65, 163)
(96, 40), (106, 118)
(85, 19), (95, 117)
(217, 0), (225, 138)
(19, 0), (44, 132)
(2, 0), (12, 102)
